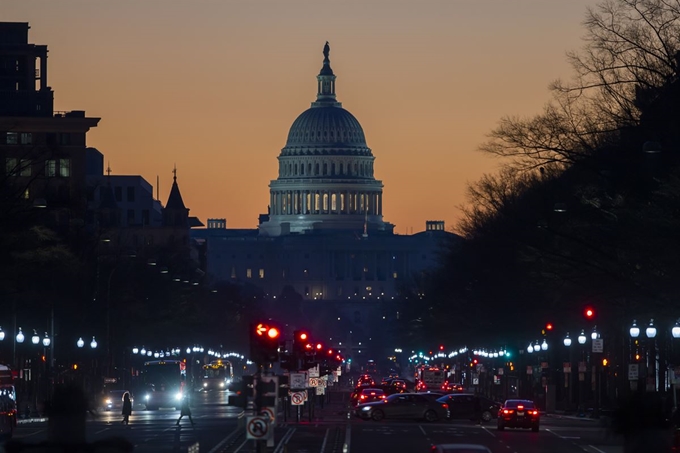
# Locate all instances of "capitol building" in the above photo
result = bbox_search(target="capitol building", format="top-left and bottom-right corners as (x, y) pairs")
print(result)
(193, 44), (456, 325)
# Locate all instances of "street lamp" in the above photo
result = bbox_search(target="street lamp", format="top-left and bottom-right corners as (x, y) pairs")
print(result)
(132, 347), (139, 354)
(77, 337), (85, 348)
(646, 319), (657, 339)
(672, 321), (680, 339)
(541, 340), (548, 351)
(0, 327), (4, 341)
(527, 344), (534, 353)
(578, 330), (587, 345)
(90, 337), (98, 349)
(140, 347), (146, 355)
(630, 320), (640, 338)
(591, 326), (598, 340)
(42, 333), (50, 347)
(563, 332), (572, 347)
(32, 330), (40, 345)
(16, 328), (24, 344)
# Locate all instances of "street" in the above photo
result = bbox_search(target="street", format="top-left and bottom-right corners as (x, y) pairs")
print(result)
(9, 390), (625, 453)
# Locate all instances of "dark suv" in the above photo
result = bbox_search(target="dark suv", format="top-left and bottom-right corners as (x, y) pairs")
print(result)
(436, 393), (500, 422)
(497, 399), (540, 431)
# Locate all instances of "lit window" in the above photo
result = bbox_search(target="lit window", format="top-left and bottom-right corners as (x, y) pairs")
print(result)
(5, 158), (17, 176)
(6, 132), (18, 144)
(59, 159), (70, 177)
(19, 159), (31, 177)
(20, 133), (32, 145)
(45, 160), (56, 177)
(393, 272), (398, 279)
(23, 188), (29, 199)
(259, 269), (265, 279)
(246, 269), (252, 279)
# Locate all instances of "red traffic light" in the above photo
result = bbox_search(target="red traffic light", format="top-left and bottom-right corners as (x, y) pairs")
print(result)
(439, 345), (444, 351)
(546, 323), (554, 331)
(585, 307), (595, 319)
(267, 327), (280, 339)
(473, 359), (478, 364)
(299, 332), (308, 341)
(316, 343), (322, 350)
(255, 323), (268, 336)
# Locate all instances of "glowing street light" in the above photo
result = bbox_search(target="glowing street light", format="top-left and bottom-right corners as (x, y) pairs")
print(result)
(646, 319), (657, 339)
(16, 328), (24, 344)
(630, 320), (640, 338)
(77, 337), (85, 348)
(32, 330), (40, 345)
(90, 337), (98, 349)
(563, 332), (572, 347)
(42, 333), (51, 347)
(578, 330), (586, 345)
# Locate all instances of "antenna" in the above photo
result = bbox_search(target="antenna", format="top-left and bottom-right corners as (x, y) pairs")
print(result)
(156, 175), (159, 201)
(106, 162), (112, 176)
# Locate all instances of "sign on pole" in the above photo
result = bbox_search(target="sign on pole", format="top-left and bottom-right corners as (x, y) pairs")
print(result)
(563, 362), (572, 373)
(316, 386), (325, 395)
(628, 364), (639, 380)
(290, 373), (306, 389)
(290, 391), (305, 406)
(308, 377), (319, 387)
(246, 416), (269, 440)
(309, 366), (320, 378)
(578, 362), (587, 373)
(526, 366), (533, 375)
(592, 339), (604, 353)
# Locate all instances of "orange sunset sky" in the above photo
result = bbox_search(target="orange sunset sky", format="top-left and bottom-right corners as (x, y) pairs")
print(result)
(3, 0), (596, 233)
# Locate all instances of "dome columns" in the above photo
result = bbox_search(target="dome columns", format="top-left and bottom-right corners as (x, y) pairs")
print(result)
(270, 187), (382, 217)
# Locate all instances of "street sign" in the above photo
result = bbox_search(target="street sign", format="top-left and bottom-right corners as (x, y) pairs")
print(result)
(540, 362), (549, 369)
(497, 367), (504, 375)
(526, 366), (533, 375)
(290, 391), (305, 406)
(578, 362), (587, 373)
(260, 406), (276, 423)
(563, 362), (571, 373)
(246, 416), (269, 440)
(290, 373), (306, 389)
(309, 366), (320, 378)
(628, 364), (639, 380)
(592, 339), (604, 353)
(316, 386), (325, 395)
(472, 377), (479, 385)
(308, 377), (319, 387)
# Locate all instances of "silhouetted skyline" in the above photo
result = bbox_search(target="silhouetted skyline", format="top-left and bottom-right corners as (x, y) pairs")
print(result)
(3, 0), (595, 231)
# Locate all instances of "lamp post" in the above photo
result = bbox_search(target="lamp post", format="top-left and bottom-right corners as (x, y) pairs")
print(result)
(563, 333), (573, 410)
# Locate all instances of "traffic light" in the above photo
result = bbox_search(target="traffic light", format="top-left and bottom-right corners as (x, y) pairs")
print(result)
(546, 323), (554, 331)
(250, 322), (281, 365)
(584, 307), (595, 320)
(293, 330), (309, 355)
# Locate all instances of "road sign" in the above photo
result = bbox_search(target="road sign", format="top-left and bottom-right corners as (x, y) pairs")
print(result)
(578, 362), (587, 373)
(290, 373), (306, 389)
(628, 364), (639, 380)
(497, 367), (504, 375)
(526, 366), (533, 375)
(472, 377), (479, 385)
(290, 391), (305, 405)
(309, 366), (320, 378)
(316, 386), (325, 395)
(563, 362), (572, 373)
(592, 339), (604, 353)
(260, 406), (276, 423)
(308, 377), (319, 387)
(246, 416), (269, 440)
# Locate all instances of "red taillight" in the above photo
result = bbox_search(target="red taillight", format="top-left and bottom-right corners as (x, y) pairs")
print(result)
(517, 405), (524, 410)
(360, 395), (366, 399)
(442, 403), (448, 409)
(370, 392), (376, 396)
(503, 409), (514, 414)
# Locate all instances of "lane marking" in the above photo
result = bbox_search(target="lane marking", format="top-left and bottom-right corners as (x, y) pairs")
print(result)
(546, 428), (581, 439)
(344, 423), (351, 453)
(206, 423), (242, 453)
(273, 428), (296, 453)
(232, 439), (249, 453)
(481, 426), (496, 437)
(94, 428), (110, 435)
(587, 446), (608, 453)
(15, 429), (45, 439)
(319, 428), (330, 453)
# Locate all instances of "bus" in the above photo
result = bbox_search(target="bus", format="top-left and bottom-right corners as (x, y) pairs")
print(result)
(141, 360), (187, 410)
(415, 366), (446, 392)
(201, 359), (233, 391)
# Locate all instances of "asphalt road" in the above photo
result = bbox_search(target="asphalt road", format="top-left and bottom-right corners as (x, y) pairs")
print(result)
(7, 390), (626, 453)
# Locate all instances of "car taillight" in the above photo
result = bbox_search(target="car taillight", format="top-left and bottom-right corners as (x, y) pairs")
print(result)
(517, 405), (524, 410)
(360, 395), (366, 399)
(503, 409), (514, 414)
(442, 403), (448, 409)
(530, 410), (539, 415)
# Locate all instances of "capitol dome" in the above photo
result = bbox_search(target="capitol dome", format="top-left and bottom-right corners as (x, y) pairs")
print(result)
(285, 106), (367, 149)
(259, 42), (389, 237)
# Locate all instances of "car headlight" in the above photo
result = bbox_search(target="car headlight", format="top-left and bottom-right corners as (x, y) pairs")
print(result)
(203, 382), (208, 387)
(144, 394), (150, 401)
(361, 406), (371, 411)
(175, 392), (183, 401)
(226, 379), (231, 384)
(219, 382), (225, 387)
(105, 399), (112, 405)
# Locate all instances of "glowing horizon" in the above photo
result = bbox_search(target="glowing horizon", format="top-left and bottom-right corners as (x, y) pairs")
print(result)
(2, 0), (596, 233)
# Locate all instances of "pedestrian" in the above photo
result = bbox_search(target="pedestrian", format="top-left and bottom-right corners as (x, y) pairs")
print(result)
(176, 394), (194, 427)
(121, 392), (132, 425)
(473, 395), (482, 425)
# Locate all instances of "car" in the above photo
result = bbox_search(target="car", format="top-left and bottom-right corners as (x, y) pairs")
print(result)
(0, 394), (16, 440)
(352, 388), (386, 407)
(436, 394), (501, 422)
(355, 392), (447, 422)
(356, 375), (375, 388)
(441, 381), (464, 392)
(103, 390), (134, 412)
(431, 444), (493, 453)
(497, 399), (540, 431)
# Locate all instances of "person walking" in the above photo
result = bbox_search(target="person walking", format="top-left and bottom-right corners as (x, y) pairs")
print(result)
(176, 394), (194, 427)
(121, 392), (132, 425)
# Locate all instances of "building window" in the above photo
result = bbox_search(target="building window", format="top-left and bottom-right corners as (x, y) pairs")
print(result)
(127, 209), (135, 225)
(5, 158), (17, 176)
(19, 159), (31, 177)
(127, 187), (135, 202)
(45, 160), (56, 177)
(6, 132), (18, 145)
(142, 209), (150, 225)
(114, 187), (122, 202)
(23, 188), (29, 200)
(20, 133), (32, 145)
(393, 272), (398, 279)
(246, 268), (252, 279)
(58, 133), (71, 146)
(259, 269), (265, 279)
(59, 159), (70, 177)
